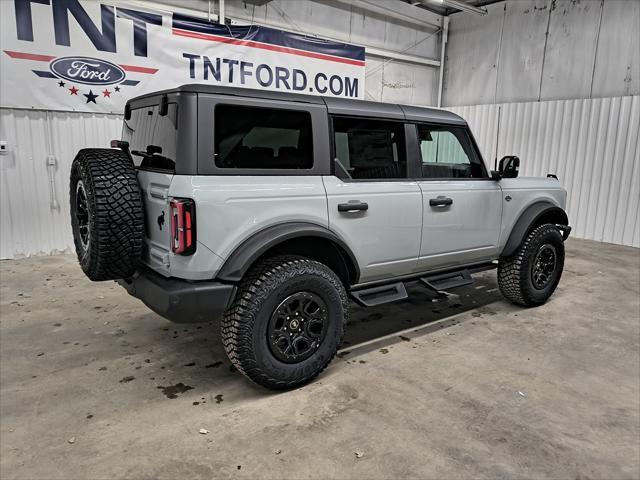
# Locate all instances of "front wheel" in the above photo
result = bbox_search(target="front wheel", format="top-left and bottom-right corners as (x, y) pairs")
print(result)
(498, 223), (565, 307)
(221, 256), (348, 389)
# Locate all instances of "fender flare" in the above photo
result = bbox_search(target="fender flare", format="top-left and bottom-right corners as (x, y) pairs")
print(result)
(501, 202), (569, 257)
(216, 222), (360, 283)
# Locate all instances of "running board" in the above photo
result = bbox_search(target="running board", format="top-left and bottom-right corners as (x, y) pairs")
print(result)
(350, 282), (408, 307)
(421, 269), (474, 291)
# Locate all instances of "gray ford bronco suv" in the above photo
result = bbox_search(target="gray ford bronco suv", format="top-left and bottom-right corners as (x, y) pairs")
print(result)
(70, 85), (571, 389)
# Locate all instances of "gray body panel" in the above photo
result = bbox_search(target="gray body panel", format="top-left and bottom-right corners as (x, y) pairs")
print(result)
(124, 85), (569, 283)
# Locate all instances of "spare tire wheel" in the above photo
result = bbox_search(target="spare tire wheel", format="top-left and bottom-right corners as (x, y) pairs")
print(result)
(69, 148), (144, 281)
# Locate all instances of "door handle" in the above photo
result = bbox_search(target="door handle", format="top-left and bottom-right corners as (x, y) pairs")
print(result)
(429, 196), (453, 207)
(338, 201), (368, 212)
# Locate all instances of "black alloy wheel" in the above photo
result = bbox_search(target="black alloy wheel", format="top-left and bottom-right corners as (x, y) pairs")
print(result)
(267, 292), (328, 363)
(221, 256), (348, 389)
(531, 244), (557, 290)
(75, 180), (91, 254)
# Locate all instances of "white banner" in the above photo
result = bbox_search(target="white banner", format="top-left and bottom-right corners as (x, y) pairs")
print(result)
(0, 0), (366, 114)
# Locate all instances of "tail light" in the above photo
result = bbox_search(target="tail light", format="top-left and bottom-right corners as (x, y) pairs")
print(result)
(169, 198), (196, 255)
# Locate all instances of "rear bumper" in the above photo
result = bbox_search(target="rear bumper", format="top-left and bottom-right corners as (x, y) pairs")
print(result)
(118, 267), (236, 323)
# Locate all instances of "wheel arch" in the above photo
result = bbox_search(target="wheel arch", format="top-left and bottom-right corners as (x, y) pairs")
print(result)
(216, 222), (360, 285)
(501, 202), (569, 257)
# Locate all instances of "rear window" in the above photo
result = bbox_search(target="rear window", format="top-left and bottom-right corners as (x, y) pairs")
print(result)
(214, 105), (313, 169)
(122, 103), (178, 172)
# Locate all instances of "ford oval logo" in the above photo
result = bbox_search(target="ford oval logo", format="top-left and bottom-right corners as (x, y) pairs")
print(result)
(50, 56), (125, 86)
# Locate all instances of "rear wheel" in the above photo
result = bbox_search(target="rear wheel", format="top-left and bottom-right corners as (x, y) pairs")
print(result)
(498, 223), (565, 307)
(221, 256), (348, 389)
(69, 148), (144, 281)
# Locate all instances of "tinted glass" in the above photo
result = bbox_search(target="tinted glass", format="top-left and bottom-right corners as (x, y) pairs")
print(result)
(333, 117), (406, 179)
(418, 125), (485, 178)
(215, 105), (313, 169)
(122, 103), (178, 171)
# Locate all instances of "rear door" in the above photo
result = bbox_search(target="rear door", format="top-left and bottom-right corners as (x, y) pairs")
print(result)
(121, 100), (179, 276)
(412, 124), (502, 270)
(324, 116), (422, 283)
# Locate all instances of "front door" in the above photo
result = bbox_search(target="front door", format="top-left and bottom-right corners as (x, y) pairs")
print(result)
(324, 117), (422, 284)
(413, 124), (502, 270)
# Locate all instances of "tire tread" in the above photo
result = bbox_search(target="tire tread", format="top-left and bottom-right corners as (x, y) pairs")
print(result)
(498, 223), (564, 307)
(221, 256), (348, 390)
(70, 148), (144, 281)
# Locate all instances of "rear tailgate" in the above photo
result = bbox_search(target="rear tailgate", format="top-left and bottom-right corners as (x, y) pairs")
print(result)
(137, 170), (173, 276)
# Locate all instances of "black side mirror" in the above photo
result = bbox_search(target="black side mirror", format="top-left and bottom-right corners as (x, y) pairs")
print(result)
(499, 155), (520, 178)
(146, 144), (162, 155)
(124, 103), (131, 120)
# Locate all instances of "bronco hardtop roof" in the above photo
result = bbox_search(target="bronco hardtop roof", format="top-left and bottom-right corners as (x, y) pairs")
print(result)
(128, 84), (467, 126)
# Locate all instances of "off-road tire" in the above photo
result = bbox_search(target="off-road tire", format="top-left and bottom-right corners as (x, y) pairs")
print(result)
(498, 223), (565, 307)
(221, 256), (348, 389)
(69, 148), (144, 281)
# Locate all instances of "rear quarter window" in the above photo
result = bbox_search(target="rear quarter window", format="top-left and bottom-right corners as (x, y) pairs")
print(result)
(214, 104), (313, 169)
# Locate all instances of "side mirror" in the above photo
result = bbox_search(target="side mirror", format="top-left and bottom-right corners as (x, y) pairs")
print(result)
(499, 155), (520, 178)
(146, 144), (162, 155)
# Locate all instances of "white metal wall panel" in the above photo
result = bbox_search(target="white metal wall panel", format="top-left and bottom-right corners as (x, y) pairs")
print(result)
(444, 0), (640, 106)
(450, 96), (640, 247)
(495, 0), (548, 103)
(541, 0), (602, 101)
(0, 108), (122, 259)
(442, 2), (503, 106)
(592, 0), (640, 98)
(369, 60), (438, 105)
(454, 103), (500, 165)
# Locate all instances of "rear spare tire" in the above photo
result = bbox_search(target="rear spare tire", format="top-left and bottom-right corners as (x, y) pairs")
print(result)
(69, 148), (144, 281)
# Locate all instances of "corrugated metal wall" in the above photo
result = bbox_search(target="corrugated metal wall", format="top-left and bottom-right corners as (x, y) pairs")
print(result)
(444, 0), (640, 106)
(3, 96), (636, 260)
(2, 96), (637, 258)
(0, 109), (122, 259)
(451, 95), (640, 247)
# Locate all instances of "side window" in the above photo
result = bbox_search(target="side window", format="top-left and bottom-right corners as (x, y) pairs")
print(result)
(418, 125), (486, 179)
(122, 103), (178, 172)
(214, 105), (313, 169)
(332, 117), (406, 180)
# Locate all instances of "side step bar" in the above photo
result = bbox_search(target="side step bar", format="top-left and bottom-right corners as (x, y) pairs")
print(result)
(350, 268), (480, 308)
(420, 269), (474, 291)
(351, 282), (408, 307)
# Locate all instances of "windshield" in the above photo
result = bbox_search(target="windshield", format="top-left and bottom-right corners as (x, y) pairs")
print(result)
(122, 102), (178, 172)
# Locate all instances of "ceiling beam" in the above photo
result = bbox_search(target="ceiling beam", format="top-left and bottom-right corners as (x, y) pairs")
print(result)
(420, 0), (488, 16)
(332, 0), (442, 29)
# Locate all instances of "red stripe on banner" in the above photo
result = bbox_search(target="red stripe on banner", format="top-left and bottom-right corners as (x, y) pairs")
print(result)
(172, 28), (366, 67)
(119, 64), (158, 74)
(4, 50), (55, 62)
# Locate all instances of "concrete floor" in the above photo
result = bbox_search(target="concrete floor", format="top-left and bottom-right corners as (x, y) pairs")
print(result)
(0, 238), (638, 479)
